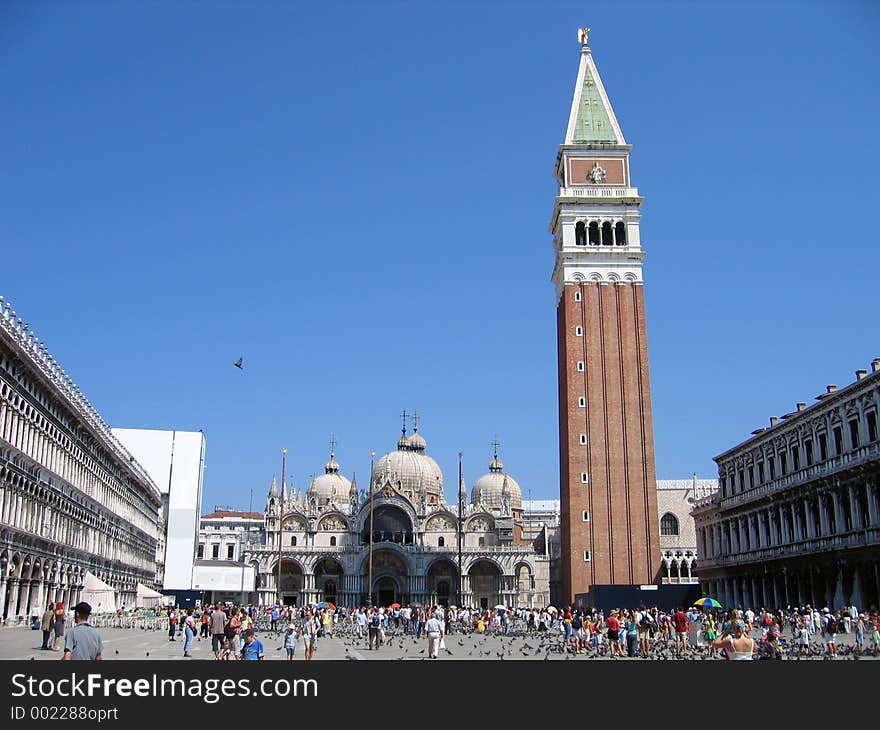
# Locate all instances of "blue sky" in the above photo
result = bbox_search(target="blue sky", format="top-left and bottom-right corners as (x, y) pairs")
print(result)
(2, 1), (878, 508)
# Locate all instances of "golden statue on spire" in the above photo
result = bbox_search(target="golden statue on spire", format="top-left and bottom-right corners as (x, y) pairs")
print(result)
(578, 27), (590, 47)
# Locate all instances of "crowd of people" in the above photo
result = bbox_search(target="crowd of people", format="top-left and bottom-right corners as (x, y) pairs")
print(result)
(48, 598), (880, 661)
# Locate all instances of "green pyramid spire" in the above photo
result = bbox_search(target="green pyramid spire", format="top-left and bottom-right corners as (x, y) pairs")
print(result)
(572, 64), (618, 143)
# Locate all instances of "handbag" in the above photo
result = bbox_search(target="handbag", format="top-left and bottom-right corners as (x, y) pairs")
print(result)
(439, 637), (446, 651)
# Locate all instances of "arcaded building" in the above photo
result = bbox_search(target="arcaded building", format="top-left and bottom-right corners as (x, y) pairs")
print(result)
(0, 297), (162, 620)
(692, 361), (880, 611)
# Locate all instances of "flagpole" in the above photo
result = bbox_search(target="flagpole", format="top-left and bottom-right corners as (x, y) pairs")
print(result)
(458, 451), (463, 607)
(368, 450), (375, 608)
(276, 448), (286, 606)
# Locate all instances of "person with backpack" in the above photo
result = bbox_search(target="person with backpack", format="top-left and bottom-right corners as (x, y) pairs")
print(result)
(822, 608), (838, 657)
(636, 604), (653, 657)
(368, 608), (382, 650)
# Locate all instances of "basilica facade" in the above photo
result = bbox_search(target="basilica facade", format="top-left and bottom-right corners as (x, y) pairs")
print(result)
(243, 424), (550, 609)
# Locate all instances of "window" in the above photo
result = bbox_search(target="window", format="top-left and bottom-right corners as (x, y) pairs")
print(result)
(867, 411), (878, 442)
(588, 221), (600, 245)
(329, 536), (337, 546)
(581, 472), (589, 483)
(615, 221), (627, 245)
(738, 469), (745, 491)
(583, 550), (591, 562)
(577, 361), (584, 372)
(478, 537), (485, 547)
(575, 326), (583, 336)
(833, 426), (843, 455)
(779, 452), (787, 475)
(575, 221), (587, 246)
(582, 510), (590, 522)
(747, 466), (754, 489)
(290, 536), (297, 546)
(818, 433), (828, 460)
(578, 397), (585, 408)
(227, 544), (234, 560)
(601, 221), (613, 246)
(660, 512), (680, 536)
(579, 434), (587, 445)
(805, 439), (814, 465)
(792, 445), (800, 471)
(211, 544), (219, 559)
(849, 419), (860, 449)
(197, 544), (204, 559)
(757, 462), (765, 484)
(438, 536), (445, 547)
(574, 291), (581, 302)
(768, 460), (775, 480)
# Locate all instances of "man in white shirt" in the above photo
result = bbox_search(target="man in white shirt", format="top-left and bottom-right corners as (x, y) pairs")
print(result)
(424, 610), (444, 659)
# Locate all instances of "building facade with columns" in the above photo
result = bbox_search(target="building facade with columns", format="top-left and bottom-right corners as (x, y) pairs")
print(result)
(657, 477), (718, 585)
(692, 360), (880, 611)
(0, 297), (163, 621)
(242, 424), (550, 609)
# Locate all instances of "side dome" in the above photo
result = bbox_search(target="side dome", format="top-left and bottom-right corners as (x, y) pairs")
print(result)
(307, 452), (352, 506)
(471, 452), (522, 511)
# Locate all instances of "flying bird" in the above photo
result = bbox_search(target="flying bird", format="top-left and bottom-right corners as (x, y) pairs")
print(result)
(233, 357), (243, 369)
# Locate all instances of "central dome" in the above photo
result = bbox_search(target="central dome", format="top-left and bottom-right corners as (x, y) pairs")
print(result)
(372, 426), (444, 503)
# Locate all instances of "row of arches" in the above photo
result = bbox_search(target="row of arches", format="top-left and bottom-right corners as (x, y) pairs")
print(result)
(261, 550), (541, 610)
(277, 504), (497, 542)
(0, 546), (144, 621)
(574, 220), (627, 246)
(661, 551), (697, 584)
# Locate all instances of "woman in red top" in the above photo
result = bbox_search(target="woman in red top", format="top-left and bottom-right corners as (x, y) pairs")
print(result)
(606, 610), (622, 657)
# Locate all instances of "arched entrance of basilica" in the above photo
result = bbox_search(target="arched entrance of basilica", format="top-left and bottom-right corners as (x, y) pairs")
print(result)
(274, 561), (303, 606)
(374, 576), (401, 607)
(314, 558), (343, 605)
(365, 549), (409, 606)
(469, 560), (502, 610)
(427, 559), (459, 607)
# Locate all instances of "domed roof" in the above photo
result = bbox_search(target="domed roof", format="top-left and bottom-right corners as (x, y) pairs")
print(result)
(409, 429), (426, 451)
(471, 450), (522, 511)
(307, 452), (352, 505)
(373, 427), (443, 501)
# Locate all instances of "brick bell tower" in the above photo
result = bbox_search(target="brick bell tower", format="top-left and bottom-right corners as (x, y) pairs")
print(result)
(551, 28), (660, 604)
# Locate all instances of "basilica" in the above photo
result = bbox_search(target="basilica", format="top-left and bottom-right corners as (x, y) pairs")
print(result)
(243, 422), (551, 609)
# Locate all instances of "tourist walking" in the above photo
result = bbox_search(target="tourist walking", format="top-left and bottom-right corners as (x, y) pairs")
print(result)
(61, 602), (103, 661)
(368, 608), (382, 650)
(303, 609), (319, 660)
(168, 610), (177, 641)
(40, 603), (55, 650)
(52, 603), (66, 652)
(284, 624), (299, 660)
(210, 603), (228, 659)
(183, 609), (196, 657)
(425, 610), (444, 659)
